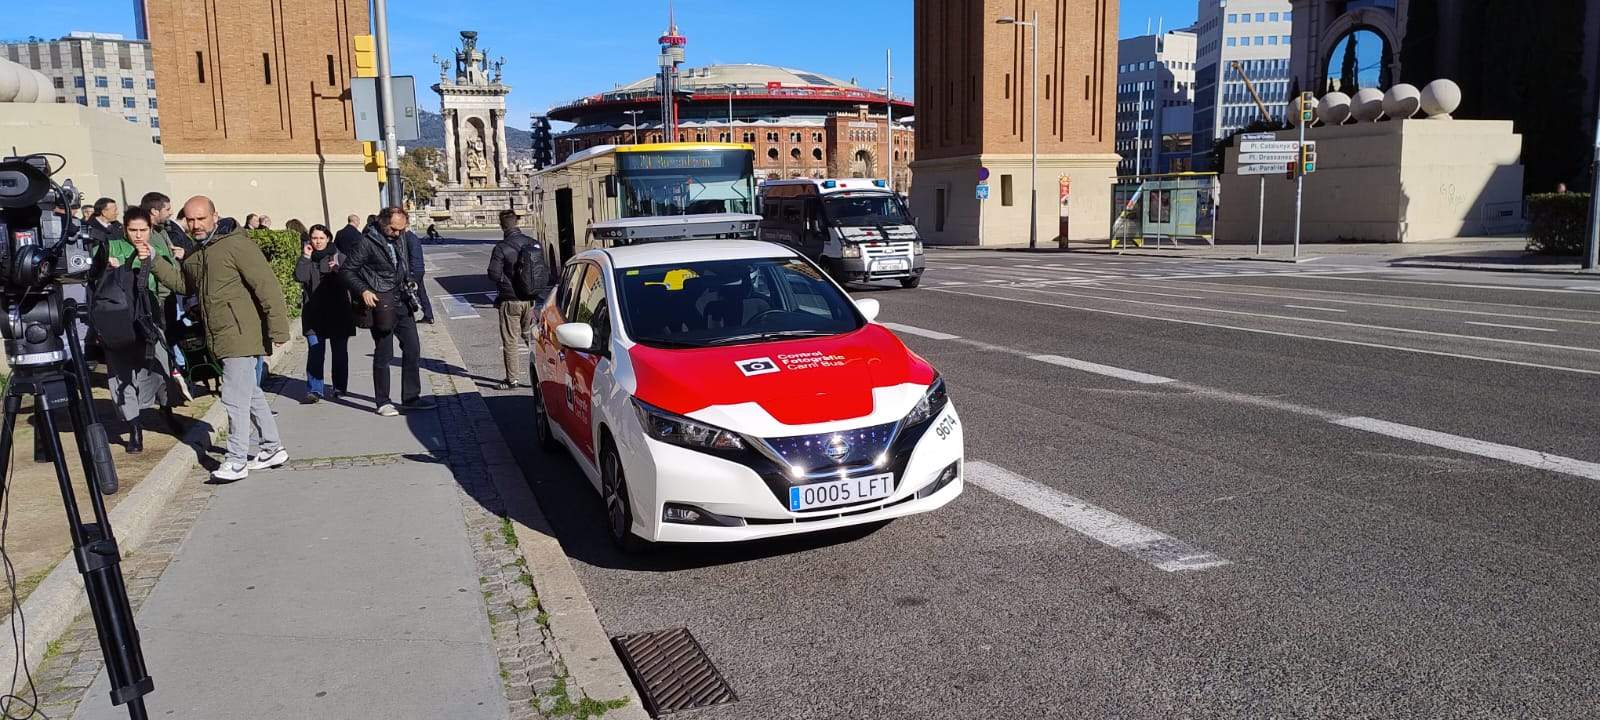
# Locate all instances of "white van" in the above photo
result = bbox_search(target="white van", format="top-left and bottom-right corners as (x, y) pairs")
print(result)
(758, 178), (925, 288)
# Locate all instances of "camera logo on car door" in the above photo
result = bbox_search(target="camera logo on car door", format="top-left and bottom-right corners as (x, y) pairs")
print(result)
(735, 357), (780, 376)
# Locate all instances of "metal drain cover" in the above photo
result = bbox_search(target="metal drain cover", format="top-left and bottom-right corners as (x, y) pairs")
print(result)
(612, 627), (737, 716)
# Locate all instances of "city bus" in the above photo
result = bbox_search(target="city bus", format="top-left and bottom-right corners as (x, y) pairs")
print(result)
(530, 142), (758, 265)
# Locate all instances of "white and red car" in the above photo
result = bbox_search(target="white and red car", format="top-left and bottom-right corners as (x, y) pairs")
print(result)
(530, 240), (963, 550)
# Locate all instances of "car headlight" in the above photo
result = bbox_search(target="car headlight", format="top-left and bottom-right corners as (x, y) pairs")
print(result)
(841, 244), (862, 259)
(913, 241), (924, 256)
(904, 376), (948, 426)
(632, 399), (746, 451)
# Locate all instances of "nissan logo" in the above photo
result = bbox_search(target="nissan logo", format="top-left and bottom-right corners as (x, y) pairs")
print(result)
(824, 435), (851, 462)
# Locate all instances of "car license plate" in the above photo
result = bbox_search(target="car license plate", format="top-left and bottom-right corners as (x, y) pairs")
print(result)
(789, 473), (894, 511)
(874, 258), (910, 272)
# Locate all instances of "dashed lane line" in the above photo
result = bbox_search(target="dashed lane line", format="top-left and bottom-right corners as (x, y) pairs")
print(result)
(880, 322), (961, 341)
(1463, 321), (1558, 333)
(966, 461), (1232, 572)
(1283, 304), (1348, 313)
(884, 320), (1600, 484)
(1101, 279), (1600, 324)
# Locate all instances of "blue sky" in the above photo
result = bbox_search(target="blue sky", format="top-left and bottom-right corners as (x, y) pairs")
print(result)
(11, 0), (1194, 130)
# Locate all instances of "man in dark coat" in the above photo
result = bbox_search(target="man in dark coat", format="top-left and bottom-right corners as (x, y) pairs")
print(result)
(486, 210), (546, 390)
(339, 206), (432, 417)
(334, 213), (363, 255)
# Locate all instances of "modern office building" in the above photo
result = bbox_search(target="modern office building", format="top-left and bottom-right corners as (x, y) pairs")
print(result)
(0, 32), (160, 143)
(1191, 0), (1294, 169)
(1115, 30), (1196, 176)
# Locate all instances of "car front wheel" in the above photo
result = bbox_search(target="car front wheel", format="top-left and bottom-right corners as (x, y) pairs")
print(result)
(600, 443), (646, 553)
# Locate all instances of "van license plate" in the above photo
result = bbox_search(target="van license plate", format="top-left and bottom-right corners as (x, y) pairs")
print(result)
(874, 258), (909, 272)
(789, 473), (894, 511)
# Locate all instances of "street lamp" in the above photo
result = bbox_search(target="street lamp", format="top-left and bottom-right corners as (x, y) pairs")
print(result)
(997, 11), (1039, 250)
(622, 110), (644, 144)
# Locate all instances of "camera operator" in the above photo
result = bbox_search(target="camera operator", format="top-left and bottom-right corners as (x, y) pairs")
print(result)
(149, 196), (291, 483)
(339, 206), (432, 417)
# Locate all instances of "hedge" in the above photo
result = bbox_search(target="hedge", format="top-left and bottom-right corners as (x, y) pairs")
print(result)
(1525, 193), (1589, 256)
(247, 229), (303, 318)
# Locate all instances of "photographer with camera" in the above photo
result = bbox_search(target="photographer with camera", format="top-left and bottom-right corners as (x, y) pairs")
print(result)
(150, 196), (291, 483)
(339, 206), (432, 417)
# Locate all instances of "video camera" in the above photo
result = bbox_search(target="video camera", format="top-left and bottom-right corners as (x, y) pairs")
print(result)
(0, 153), (99, 288)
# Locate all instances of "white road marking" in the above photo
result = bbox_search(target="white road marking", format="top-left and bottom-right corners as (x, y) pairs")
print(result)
(436, 293), (487, 319)
(1333, 417), (1600, 483)
(881, 322), (961, 340)
(1464, 321), (1558, 333)
(1106, 280), (1600, 325)
(1283, 304), (1348, 313)
(1565, 285), (1600, 292)
(998, 284), (1600, 356)
(1080, 285), (1205, 300)
(1029, 355), (1176, 384)
(1293, 275), (1600, 295)
(966, 461), (1232, 572)
(927, 287), (1600, 377)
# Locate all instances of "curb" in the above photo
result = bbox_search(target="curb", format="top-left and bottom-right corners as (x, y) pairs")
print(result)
(425, 317), (649, 719)
(1069, 248), (1315, 263)
(0, 340), (302, 683)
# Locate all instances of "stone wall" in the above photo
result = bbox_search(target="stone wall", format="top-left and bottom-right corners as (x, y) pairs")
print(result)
(0, 104), (169, 206)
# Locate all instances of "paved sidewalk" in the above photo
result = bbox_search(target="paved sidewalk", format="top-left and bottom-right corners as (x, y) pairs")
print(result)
(32, 323), (586, 719)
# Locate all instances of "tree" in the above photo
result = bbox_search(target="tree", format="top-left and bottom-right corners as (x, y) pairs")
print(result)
(399, 146), (443, 207)
(1339, 33), (1360, 93)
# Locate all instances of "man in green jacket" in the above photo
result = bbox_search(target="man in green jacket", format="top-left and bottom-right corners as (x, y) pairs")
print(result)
(150, 196), (292, 483)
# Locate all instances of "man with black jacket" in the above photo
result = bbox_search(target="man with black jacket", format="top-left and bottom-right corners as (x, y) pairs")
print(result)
(339, 206), (433, 417)
(334, 213), (363, 255)
(486, 210), (546, 390)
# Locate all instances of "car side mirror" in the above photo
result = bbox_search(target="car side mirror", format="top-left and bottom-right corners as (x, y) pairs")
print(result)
(556, 322), (594, 351)
(855, 298), (880, 323)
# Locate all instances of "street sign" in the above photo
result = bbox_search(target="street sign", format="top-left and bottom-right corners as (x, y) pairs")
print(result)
(1238, 140), (1301, 154)
(976, 184), (990, 200)
(352, 75), (420, 142)
(1239, 132), (1276, 142)
(1238, 151), (1299, 165)
(1236, 163), (1286, 176)
(978, 167), (991, 182)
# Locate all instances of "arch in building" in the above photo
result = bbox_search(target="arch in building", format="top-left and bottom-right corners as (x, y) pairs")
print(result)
(1315, 7), (1401, 92)
(849, 149), (875, 178)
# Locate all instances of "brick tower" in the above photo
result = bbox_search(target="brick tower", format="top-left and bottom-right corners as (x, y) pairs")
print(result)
(911, 0), (1121, 245)
(138, 0), (374, 226)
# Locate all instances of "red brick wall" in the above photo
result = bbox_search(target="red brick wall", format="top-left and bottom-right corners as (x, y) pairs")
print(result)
(144, 0), (365, 155)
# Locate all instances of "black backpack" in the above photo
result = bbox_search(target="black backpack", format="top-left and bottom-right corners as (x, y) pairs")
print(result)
(511, 239), (549, 301)
(90, 263), (159, 351)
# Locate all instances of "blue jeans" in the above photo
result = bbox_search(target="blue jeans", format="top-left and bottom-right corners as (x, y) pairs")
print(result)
(304, 334), (349, 395)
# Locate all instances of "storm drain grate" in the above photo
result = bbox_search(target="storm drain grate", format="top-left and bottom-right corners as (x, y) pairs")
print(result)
(612, 627), (737, 716)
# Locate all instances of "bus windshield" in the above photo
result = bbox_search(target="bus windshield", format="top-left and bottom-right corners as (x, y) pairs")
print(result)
(617, 148), (757, 217)
(821, 192), (910, 227)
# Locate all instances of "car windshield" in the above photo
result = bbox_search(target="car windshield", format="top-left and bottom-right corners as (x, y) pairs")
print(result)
(616, 257), (863, 349)
(822, 192), (910, 227)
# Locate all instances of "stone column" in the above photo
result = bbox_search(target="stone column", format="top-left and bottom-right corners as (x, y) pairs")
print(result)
(493, 109), (509, 187)
(443, 107), (458, 185)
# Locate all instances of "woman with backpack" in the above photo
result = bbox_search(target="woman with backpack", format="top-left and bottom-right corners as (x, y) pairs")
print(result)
(101, 206), (185, 453)
(293, 224), (355, 403)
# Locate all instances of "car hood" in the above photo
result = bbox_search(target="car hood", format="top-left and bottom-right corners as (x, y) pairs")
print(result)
(627, 324), (936, 427)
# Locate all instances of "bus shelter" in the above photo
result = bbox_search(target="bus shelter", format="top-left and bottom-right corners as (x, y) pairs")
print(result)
(1110, 173), (1219, 247)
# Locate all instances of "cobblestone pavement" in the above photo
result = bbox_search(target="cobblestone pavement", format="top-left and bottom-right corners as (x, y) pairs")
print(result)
(22, 322), (600, 719)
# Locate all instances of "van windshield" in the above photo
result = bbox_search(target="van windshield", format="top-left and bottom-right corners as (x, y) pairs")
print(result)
(821, 192), (910, 227)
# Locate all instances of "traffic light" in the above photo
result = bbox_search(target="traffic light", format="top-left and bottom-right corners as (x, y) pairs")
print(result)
(1299, 91), (1315, 125)
(353, 34), (377, 79)
(1300, 142), (1317, 175)
(363, 141), (386, 183)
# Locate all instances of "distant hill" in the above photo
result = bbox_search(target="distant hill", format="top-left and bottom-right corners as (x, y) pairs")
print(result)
(412, 110), (533, 159)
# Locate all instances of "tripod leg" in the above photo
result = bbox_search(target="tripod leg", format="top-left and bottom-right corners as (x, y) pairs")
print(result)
(0, 393), (18, 492)
(37, 391), (153, 718)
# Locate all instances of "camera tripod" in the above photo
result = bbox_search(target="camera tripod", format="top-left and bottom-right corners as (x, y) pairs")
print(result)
(0, 290), (151, 719)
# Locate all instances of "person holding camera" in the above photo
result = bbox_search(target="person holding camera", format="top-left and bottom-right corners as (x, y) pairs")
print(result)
(339, 206), (432, 417)
(150, 196), (291, 483)
(101, 206), (184, 453)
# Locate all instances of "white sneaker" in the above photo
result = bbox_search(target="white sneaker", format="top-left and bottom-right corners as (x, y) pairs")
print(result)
(377, 403), (400, 417)
(210, 462), (248, 483)
(247, 447), (289, 470)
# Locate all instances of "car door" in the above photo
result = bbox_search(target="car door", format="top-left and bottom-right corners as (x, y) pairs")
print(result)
(538, 262), (589, 443)
(565, 261), (609, 463)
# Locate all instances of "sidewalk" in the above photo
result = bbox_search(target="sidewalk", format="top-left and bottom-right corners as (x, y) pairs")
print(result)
(31, 321), (640, 719)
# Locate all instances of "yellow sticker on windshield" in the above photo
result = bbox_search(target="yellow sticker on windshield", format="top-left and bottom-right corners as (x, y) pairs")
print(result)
(644, 268), (698, 291)
(626, 270), (640, 276)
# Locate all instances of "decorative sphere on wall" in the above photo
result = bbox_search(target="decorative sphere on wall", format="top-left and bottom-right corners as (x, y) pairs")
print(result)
(1352, 88), (1384, 122)
(12, 65), (39, 104)
(1421, 79), (1462, 119)
(1383, 83), (1421, 119)
(33, 71), (52, 103)
(0, 60), (21, 103)
(1288, 94), (1315, 127)
(1317, 92), (1352, 125)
